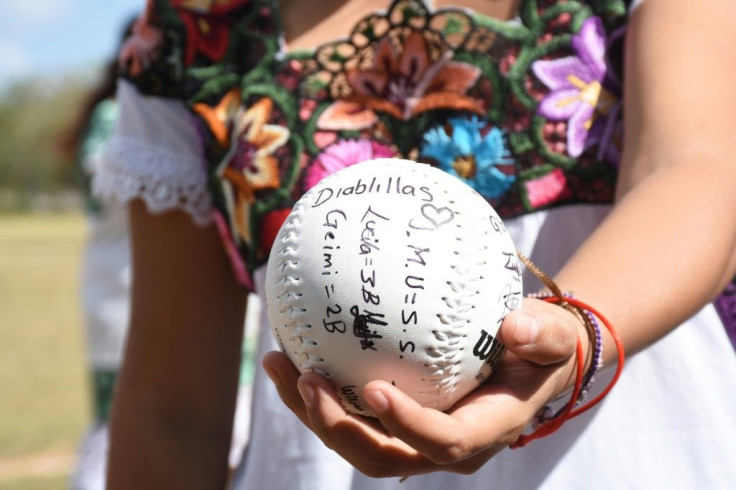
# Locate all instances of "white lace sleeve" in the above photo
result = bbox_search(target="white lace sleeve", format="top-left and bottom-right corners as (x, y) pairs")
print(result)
(92, 80), (214, 226)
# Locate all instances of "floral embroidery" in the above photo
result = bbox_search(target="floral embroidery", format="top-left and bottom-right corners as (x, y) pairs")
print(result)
(218, 98), (289, 246)
(122, 0), (631, 289)
(714, 280), (736, 352)
(172, 0), (250, 66)
(524, 167), (570, 208)
(304, 140), (395, 190)
(120, 0), (272, 101)
(259, 207), (293, 259)
(316, 101), (379, 132)
(192, 88), (241, 147)
(118, 11), (165, 77)
(317, 30), (483, 130)
(532, 17), (620, 158)
(420, 117), (515, 199)
(213, 210), (253, 289)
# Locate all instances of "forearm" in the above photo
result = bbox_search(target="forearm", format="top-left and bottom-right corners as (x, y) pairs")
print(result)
(555, 155), (736, 366)
(109, 310), (244, 489)
(107, 202), (248, 489)
(108, 390), (237, 489)
(552, 0), (736, 368)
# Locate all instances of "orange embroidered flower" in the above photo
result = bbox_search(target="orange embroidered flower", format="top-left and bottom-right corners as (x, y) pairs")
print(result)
(218, 98), (290, 246)
(192, 88), (242, 148)
(318, 31), (482, 130)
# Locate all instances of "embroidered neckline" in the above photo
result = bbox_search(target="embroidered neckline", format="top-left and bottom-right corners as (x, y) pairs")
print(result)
(120, 0), (631, 289)
(276, 0), (522, 59)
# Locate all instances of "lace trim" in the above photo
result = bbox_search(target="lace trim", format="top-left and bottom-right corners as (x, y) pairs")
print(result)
(93, 137), (213, 226)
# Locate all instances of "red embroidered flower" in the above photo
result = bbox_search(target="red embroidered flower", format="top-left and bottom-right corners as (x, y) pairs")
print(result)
(259, 207), (293, 258)
(172, 0), (250, 66)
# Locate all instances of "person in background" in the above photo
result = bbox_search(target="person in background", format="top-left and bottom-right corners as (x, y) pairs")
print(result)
(56, 16), (256, 489)
(55, 20), (131, 488)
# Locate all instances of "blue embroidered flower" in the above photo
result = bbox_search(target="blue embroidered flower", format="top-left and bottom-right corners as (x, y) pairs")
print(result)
(420, 117), (515, 198)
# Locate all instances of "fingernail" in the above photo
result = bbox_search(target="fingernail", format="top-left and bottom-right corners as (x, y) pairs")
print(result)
(364, 389), (389, 415)
(514, 313), (539, 345)
(297, 379), (316, 406)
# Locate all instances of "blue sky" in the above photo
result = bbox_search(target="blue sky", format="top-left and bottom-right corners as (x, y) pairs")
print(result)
(0, 0), (142, 92)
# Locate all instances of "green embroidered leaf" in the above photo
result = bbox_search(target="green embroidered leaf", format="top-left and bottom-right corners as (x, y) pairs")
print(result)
(509, 131), (535, 155)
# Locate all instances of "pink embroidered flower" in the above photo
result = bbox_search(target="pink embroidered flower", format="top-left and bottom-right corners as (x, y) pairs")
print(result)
(318, 32), (482, 130)
(524, 168), (570, 208)
(304, 140), (395, 190)
(213, 210), (253, 290)
(532, 17), (620, 158)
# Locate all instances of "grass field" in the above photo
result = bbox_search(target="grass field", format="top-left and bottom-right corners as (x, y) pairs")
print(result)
(0, 213), (90, 488)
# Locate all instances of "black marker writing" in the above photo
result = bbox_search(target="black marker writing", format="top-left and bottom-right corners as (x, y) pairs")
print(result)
(350, 305), (386, 351)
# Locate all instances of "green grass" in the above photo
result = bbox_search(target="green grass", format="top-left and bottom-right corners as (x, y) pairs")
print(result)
(0, 475), (69, 490)
(0, 213), (91, 484)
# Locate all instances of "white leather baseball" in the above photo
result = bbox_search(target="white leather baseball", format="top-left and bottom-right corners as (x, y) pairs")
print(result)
(265, 158), (523, 416)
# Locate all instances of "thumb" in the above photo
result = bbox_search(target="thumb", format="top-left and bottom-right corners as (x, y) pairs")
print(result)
(498, 300), (579, 366)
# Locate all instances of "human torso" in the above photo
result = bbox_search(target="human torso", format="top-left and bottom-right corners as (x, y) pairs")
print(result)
(126, 0), (630, 277)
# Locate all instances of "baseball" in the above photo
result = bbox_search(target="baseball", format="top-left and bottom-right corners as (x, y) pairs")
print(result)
(265, 158), (523, 416)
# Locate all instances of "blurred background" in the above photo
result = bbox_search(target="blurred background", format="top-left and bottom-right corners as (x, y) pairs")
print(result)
(1, 1), (141, 488)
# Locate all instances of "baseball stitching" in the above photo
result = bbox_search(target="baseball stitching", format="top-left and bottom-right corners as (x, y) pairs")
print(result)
(270, 192), (330, 376)
(419, 177), (491, 409)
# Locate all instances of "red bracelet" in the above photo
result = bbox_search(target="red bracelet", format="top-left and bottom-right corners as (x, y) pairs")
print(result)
(510, 296), (625, 448)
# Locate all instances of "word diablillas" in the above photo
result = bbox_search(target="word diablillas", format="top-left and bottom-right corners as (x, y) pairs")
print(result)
(310, 175), (436, 208)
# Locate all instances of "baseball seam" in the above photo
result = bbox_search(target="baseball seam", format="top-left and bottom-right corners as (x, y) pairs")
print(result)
(270, 194), (330, 376)
(423, 189), (489, 409)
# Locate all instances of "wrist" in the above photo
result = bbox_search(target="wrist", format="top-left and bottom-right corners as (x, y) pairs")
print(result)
(511, 252), (625, 448)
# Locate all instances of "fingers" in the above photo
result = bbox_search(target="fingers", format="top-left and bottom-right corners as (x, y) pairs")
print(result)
(297, 372), (434, 477)
(363, 380), (472, 465)
(498, 298), (579, 366)
(262, 351), (310, 427)
(360, 380), (538, 473)
(263, 352), (429, 477)
(263, 349), (560, 477)
(263, 303), (579, 477)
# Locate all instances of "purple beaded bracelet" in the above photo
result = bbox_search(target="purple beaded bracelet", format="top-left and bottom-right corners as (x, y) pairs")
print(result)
(526, 291), (603, 408)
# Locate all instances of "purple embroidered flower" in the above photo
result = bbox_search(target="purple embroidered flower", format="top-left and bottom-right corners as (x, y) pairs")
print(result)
(533, 17), (620, 158)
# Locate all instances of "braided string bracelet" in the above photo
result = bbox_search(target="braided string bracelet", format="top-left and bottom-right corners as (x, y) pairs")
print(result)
(510, 252), (625, 449)
(526, 290), (604, 408)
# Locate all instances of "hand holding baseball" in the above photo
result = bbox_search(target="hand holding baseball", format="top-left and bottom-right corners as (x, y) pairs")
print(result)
(263, 296), (581, 477)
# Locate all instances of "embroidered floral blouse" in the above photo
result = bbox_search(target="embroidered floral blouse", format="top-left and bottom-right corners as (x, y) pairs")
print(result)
(118, 0), (631, 290)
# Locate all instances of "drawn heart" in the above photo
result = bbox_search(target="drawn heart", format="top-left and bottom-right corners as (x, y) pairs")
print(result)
(420, 204), (454, 229)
